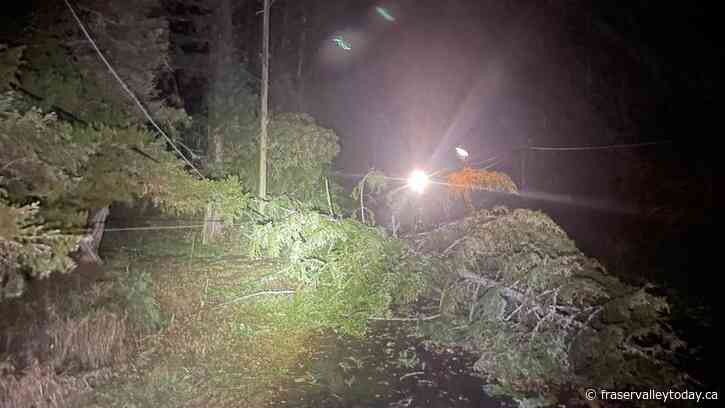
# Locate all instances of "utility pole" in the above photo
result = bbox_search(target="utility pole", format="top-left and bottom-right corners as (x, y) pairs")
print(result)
(259, 0), (270, 201)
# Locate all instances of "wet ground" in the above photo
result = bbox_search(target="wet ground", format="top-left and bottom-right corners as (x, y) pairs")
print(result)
(275, 321), (513, 408)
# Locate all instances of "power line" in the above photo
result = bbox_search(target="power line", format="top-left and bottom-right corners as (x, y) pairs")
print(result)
(56, 223), (205, 234)
(62, 0), (205, 179)
(528, 140), (672, 151)
(104, 224), (206, 232)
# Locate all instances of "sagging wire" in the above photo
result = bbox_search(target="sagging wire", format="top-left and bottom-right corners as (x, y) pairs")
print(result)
(528, 140), (672, 151)
(103, 225), (205, 232)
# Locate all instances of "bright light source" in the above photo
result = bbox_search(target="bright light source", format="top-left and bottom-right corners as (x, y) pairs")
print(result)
(407, 170), (430, 194)
(455, 146), (469, 159)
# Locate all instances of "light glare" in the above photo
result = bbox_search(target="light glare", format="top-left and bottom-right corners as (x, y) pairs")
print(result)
(375, 7), (396, 22)
(455, 147), (469, 159)
(408, 170), (430, 194)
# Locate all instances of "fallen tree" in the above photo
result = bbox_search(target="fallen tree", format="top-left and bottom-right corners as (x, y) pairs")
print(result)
(406, 207), (688, 406)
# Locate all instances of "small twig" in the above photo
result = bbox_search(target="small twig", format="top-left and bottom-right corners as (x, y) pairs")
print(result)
(468, 283), (481, 322)
(504, 302), (525, 322)
(438, 287), (447, 314)
(188, 233), (196, 271)
(203, 278), (209, 306)
(221, 290), (294, 307)
(531, 309), (556, 340)
(324, 176), (335, 217)
(368, 314), (440, 322)
(536, 288), (556, 299)
(1, 157), (30, 171)
(360, 171), (369, 224)
(442, 236), (467, 256)
(574, 306), (602, 338)
(399, 371), (425, 381)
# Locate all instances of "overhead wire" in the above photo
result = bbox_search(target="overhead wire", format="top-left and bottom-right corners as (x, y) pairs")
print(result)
(62, 0), (205, 179)
(527, 140), (672, 151)
(62, 0), (669, 187)
(103, 225), (206, 232)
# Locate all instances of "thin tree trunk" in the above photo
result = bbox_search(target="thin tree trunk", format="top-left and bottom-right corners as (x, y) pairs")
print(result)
(202, 202), (221, 243)
(259, 0), (270, 201)
(208, 0), (235, 172)
(214, 129), (223, 169)
(296, 12), (306, 111)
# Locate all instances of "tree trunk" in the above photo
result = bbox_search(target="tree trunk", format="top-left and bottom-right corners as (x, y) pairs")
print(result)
(296, 12), (306, 111)
(259, 0), (270, 201)
(77, 206), (109, 264)
(208, 0), (235, 172)
(214, 128), (223, 169)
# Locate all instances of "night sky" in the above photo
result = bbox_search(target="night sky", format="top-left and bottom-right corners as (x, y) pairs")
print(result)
(1, 0), (718, 197)
(300, 1), (719, 186)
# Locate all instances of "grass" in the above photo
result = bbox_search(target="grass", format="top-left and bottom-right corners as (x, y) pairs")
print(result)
(3, 221), (428, 408)
(74, 229), (318, 407)
(0, 254), (136, 407)
(0, 225), (323, 408)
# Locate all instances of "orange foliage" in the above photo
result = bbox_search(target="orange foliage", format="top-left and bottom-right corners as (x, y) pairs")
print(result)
(446, 167), (518, 196)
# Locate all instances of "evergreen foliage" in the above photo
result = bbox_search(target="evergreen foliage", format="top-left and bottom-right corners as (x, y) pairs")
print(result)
(412, 207), (687, 405)
(248, 206), (428, 335)
(221, 111), (341, 206)
(203, 59), (257, 177)
(0, 0), (195, 298)
(122, 268), (164, 333)
(266, 113), (340, 199)
(0, 100), (185, 298)
(0, 200), (79, 300)
(0, 44), (24, 91)
(18, 0), (176, 126)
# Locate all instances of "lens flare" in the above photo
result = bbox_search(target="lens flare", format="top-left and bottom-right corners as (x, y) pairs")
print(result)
(332, 36), (352, 50)
(455, 146), (469, 159)
(375, 6), (396, 22)
(407, 170), (430, 194)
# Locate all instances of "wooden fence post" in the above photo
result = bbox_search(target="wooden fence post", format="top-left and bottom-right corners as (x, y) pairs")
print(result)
(202, 203), (222, 244)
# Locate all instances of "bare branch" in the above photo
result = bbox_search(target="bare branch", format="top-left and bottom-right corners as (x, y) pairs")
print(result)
(221, 290), (294, 307)
(368, 314), (440, 322)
